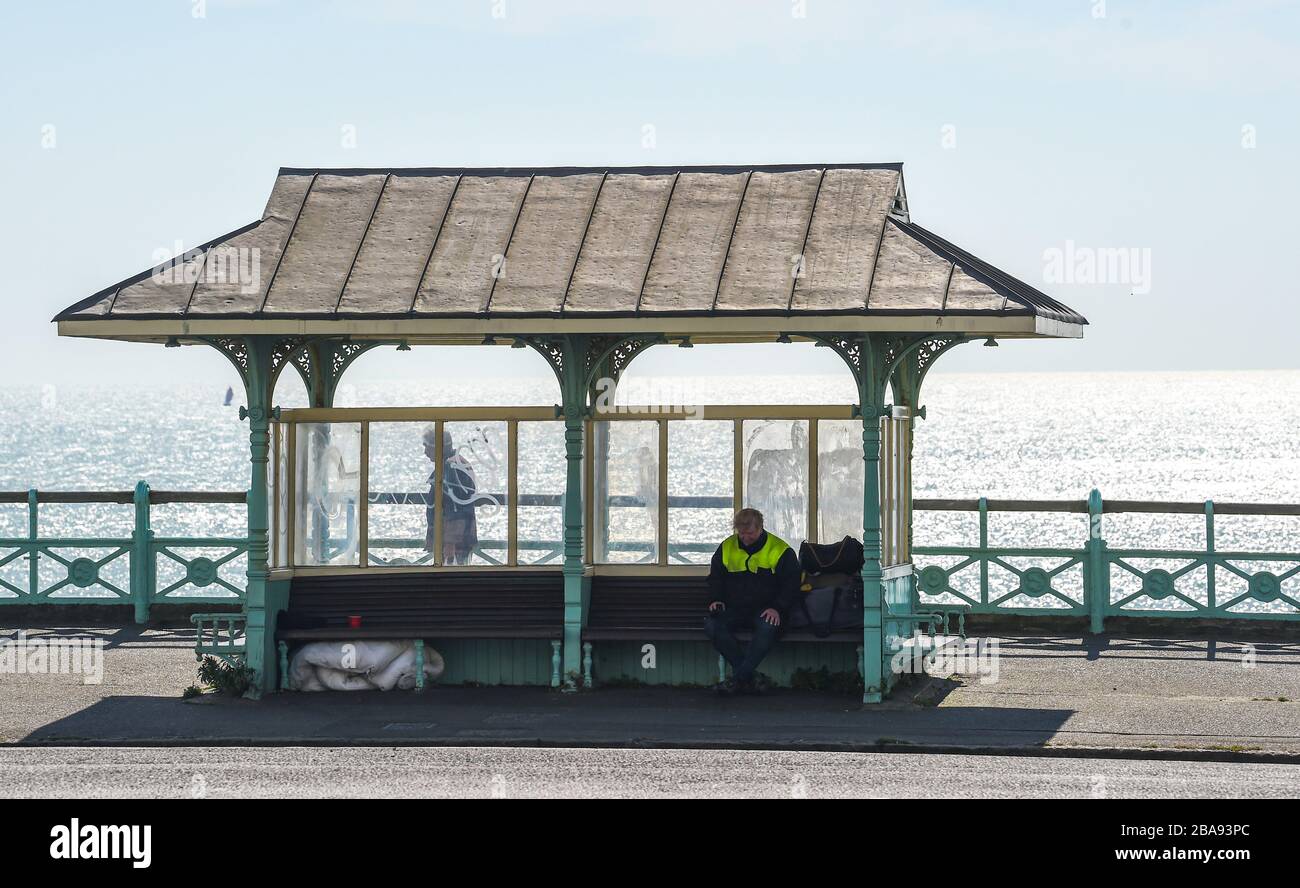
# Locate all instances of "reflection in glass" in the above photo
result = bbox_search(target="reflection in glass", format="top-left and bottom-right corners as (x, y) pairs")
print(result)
(517, 421), (565, 564)
(294, 422), (361, 566)
(443, 422), (508, 565)
(742, 419), (808, 547)
(668, 420), (733, 563)
(366, 422), (435, 566)
(593, 421), (658, 563)
(274, 423), (289, 568)
(818, 419), (864, 543)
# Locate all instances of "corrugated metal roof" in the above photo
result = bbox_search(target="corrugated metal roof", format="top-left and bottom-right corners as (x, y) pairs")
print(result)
(53, 163), (1087, 327)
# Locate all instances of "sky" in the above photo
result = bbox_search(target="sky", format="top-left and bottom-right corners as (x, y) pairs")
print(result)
(1, 0), (1297, 391)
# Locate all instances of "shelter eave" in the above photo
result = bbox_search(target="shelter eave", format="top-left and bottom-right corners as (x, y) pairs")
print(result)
(56, 312), (1082, 344)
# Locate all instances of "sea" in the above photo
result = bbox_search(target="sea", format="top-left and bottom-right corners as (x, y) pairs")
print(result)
(0, 370), (1296, 607)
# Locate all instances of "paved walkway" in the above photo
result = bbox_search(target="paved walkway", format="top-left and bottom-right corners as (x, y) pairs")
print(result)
(4, 746), (1297, 798)
(3, 626), (1299, 758)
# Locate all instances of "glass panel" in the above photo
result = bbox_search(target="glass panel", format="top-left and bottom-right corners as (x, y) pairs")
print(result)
(742, 419), (808, 547)
(366, 422), (436, 566)
(266, 423), (277, 569)
(274, 422), (290, 568)
(818, 419), (864, 543)
(443, 421), (508, 566)
(294, 422), (361, 566)
(668, 420), (733, 564)
(517, 421), (565, 565)
(593, 420), (658, 563)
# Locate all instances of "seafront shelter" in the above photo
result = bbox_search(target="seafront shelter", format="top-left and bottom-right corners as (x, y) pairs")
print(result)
(54, 163), (1087, 700)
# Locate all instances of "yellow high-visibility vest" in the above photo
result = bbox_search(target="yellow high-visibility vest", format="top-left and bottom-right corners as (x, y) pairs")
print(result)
(721, 532), (791, 574)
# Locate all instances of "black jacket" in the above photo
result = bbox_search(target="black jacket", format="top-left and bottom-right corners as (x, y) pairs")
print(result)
(707, 531), (801, 616)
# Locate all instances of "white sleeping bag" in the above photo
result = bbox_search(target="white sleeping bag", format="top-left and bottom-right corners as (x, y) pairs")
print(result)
(288, 640), (446, 691)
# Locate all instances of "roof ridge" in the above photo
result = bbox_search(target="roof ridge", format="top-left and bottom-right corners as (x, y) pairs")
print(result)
(275, 162), (905, 178)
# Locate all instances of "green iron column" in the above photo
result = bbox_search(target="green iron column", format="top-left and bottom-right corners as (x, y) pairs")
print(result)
(860, 397), (886, 704)
(206, 335), (331, 696)
(561, 392), (585, 687)
(558, 335), (589, 688)
(241, 337), (278, 697)
(816, 334), (888, 703)
(524, 333), (661, 688)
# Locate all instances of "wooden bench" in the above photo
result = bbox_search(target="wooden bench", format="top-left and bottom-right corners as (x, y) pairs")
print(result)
(580, 575), (863, 687)
(276, 570), (564, 690)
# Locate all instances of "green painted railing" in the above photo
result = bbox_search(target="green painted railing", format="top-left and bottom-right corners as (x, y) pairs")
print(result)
(0, 482), (249, 621)
(9, 484), (1299, 634)
(912, 490), (1300, 630)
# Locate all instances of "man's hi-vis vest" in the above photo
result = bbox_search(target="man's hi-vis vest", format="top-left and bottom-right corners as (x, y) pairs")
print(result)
(721, 532), (791, 574)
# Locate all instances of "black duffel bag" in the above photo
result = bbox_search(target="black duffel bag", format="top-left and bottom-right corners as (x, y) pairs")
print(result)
(786, 573), (864, 638)
(798, 536), (865, 575)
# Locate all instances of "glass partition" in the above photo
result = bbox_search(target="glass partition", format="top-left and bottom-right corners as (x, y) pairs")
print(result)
(294, 422), (361, 566)
(517, 421), (566, 564)
(668, 420), (733, 563)
(278, 407), (875, 571)
(367, 422), (436, 566)
(818, 419), (864, 543)
(593, 420), (659, 562)
(272, 422), (289, 568)
(742, 419), (809, 547)
(443, 421), (508, 565)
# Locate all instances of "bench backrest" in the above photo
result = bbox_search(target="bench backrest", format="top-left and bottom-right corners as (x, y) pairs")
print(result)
(283, 571), (564, 631)
(586, 575), (712, 631)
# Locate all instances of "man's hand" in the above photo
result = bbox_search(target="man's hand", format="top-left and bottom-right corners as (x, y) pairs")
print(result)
(760, 608), (781, 626)
(708, 601), (725, 613)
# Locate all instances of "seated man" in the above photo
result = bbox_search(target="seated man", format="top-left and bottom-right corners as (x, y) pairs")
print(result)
(704, 508), (801, 694)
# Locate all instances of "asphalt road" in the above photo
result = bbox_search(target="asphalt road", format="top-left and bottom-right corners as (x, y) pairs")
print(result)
(3, 746), (1298, 798)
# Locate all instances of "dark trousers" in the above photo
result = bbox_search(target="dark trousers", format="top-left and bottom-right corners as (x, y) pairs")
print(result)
(704, 610), (780, 684)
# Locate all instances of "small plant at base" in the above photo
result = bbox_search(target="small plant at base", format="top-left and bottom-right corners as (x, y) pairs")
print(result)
(181, 684), (203, 699)
(195, 656), (252, 696)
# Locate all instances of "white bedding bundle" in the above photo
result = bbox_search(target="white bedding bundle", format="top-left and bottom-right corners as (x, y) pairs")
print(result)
(288, 640), (445, 691)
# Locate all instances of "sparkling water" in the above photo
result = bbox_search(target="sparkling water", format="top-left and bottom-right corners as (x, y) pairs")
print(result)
(1, 370), (1296, 558)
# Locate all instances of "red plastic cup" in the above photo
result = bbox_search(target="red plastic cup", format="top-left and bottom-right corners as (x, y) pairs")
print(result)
(348, 615), (362, 629)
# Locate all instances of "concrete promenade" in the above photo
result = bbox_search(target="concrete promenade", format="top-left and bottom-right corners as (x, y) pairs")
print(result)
(3, 626), (1298, 759)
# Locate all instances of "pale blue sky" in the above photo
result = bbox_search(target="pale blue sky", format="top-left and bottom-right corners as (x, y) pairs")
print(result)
(1, 0), (1296, 390)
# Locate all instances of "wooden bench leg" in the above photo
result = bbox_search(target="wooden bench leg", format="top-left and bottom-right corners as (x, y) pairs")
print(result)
(414, 639), (425, 692)
(278, 641), (290, 692)
(550, 641), (562, 689)
(582, 642), (593, 689)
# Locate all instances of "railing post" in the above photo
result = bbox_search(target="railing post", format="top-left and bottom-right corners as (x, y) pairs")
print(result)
(131, 480), (152, 624)
(1205, 499), (1216, 612)
(27, 489), (38, 597)
(978, 496), (989, 607)
(1086, 488), (1106, 634)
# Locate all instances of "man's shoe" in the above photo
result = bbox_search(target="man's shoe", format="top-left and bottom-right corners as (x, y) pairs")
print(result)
(712, 678), (739, 696)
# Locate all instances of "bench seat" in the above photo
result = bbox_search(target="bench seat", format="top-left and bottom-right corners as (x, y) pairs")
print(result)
(581, 575), (861, 686)
(276, 570), (565, 689)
